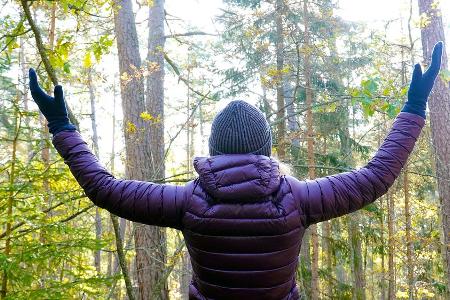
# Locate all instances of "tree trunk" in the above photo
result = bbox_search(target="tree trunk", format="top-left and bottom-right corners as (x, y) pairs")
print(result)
(109, 75), (130, 300)
(380, 195), (386, 300)
(404, 170), (414, 300)
(387, 191), (395, 299)
(1, 92), (19, 300)
(343, 104), (365, 299)
(181, 63), (193, 299)
(198, 102), (206, 155)
(349, 218), (365, 300)
(87, 67), (103, 275)
(320, 136), (332, 298)
(322, 221), (332, 298)
(285, 80), (299, 149)
(275, 0), (286, 160)
(113, 0), (153, 299)
(303, 1), (319, 298)
(38, 4), (56, 281)
(111, 214), (135, 300)
(298, 229), (311, 299)
(142, 1), (168, 299)
(19, 37), (33, 159)
(417, 0), (450, 293)
(42, 0), (56, 213)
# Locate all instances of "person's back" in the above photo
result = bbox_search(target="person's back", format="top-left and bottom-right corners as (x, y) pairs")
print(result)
(28, 42), (443, 299)
(185, 155), (301, 299)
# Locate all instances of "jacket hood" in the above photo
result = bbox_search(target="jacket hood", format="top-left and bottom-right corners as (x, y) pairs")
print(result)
(193, 154), (280, 202)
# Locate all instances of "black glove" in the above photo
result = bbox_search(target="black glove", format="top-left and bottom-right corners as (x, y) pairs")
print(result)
(29, 68), (76, 135)
(401, 41), (443, 118)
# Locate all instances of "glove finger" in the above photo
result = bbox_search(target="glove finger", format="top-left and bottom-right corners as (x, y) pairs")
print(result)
(425, 41), (443, 77)
(411, 63), (423, 83)
(28, 68), (49, 99)
(54, 85), (65, 106)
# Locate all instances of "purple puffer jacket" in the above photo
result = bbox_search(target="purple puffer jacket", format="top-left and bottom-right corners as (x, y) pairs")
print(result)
(53, 112), (424, 300)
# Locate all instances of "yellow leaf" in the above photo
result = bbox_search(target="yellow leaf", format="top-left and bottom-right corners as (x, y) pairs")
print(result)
(120, 72), (129, 81)
(126, 121), (137, 133)
(328, 102), (337, 112)
(431, 0), (440, 10)
(83, 52), (92, 68)
(140, 111), (153, 121)
(417, 13), (431, 28)
(395, 291), (408, 299)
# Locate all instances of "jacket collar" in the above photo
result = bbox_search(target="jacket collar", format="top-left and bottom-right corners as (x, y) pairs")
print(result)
(193, 154), (280, 202)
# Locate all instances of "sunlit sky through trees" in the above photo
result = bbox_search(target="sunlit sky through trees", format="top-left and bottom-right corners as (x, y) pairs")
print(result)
(7, 0), (450, 171)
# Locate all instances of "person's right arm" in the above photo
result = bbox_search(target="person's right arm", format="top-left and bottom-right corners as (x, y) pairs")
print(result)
(286, 112), (424, 226)
(287, 41), (443, 227)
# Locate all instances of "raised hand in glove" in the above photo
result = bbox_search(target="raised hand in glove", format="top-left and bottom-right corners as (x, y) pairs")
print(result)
(29, 68), (76, 135)
(402, 41), (443, 119)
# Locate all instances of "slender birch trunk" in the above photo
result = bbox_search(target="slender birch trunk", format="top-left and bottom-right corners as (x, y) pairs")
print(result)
(417, 1), (450, 293)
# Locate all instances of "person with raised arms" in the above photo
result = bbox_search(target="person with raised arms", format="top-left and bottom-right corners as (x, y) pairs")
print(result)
(28, 42), (443, 299)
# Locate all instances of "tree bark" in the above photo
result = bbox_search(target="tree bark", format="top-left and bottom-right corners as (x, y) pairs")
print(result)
(349, 218), (365, 300)
(404, 170), (414, 300)
(19, 37), (33, 159)
(108, 74), (131, 300)
(113, 0), (152, 299)
(38, 2), (55, 269)
(87, 67), (103, 275)
(417, 0), (450, 293)
(111, 214), (135, 300)
(285, 81), (299, 149)
(380, 195), (386, 300)
(303, 1), (319, 298)
(1, 90), (19, 300)
(143, 0), (168, 299)
(275, 0), (286, 160)
(387, 191), (396, 299)
(322, 220), (332, 298)
(181, 61), (193, 299)
(321, 136), (332, 298)
(343, 104), (365, 299)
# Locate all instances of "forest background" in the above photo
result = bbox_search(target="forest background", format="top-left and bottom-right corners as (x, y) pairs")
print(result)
(1, 0), (450, 299)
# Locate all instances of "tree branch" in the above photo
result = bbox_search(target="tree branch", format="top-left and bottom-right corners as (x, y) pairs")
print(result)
(0, 195), (85, 239)
(164, 31), (217, 38)
(19, 0), (80, 128)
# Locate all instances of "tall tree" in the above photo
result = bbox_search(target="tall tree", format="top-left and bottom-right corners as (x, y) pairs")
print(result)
(112, 0), (151, 299)
(387, 191), (395, 299)
(87, 67), (102, 275)
(417, 0), (450, 292)
(275, 0), (287, 160)
(343, 108), (365, 300)
(1, 92), (19, 300)
(302, 0), (319, 298)
(144, 0), (169, 299)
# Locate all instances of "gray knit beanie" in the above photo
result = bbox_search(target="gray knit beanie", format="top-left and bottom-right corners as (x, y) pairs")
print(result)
(209, 100), (272, 157)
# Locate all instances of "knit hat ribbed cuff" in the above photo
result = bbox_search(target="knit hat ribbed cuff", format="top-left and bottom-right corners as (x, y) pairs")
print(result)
(208, 100), (272, 157)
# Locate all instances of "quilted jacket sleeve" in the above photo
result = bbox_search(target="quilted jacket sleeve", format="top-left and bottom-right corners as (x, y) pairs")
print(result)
(52, 131), (186, 229)
(286, 112), (425, 226)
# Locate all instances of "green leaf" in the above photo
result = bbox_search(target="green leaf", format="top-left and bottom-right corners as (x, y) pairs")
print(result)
(440, 69), (450, 83)
(63, 62), (71, 74)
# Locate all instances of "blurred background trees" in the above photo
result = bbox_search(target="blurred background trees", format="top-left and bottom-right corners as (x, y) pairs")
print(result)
(0, 0), (449, 299)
